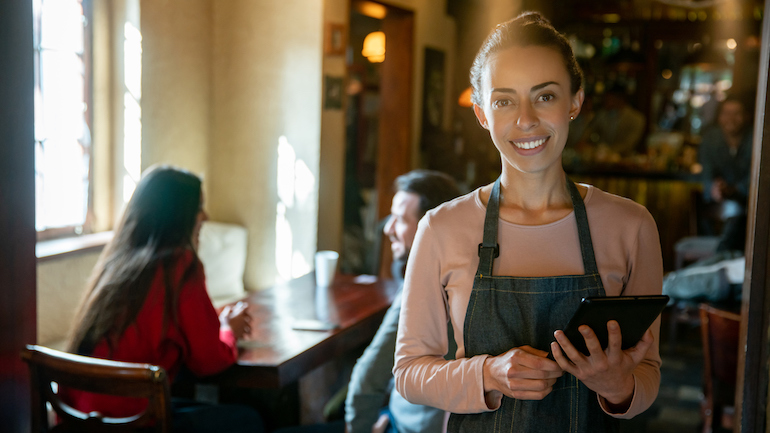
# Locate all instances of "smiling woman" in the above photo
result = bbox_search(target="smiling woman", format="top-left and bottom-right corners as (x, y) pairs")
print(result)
(472, 46), (583, 179)
(393, 12), (664, 433)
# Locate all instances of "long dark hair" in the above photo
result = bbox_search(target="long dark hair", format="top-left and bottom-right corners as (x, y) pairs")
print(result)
(67, 165), (203, 355)
(470, 11), (583, 106)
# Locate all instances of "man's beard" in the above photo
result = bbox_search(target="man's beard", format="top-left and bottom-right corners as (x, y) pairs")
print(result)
(391, 248), (409, 280)
(393, 247), (409, 264)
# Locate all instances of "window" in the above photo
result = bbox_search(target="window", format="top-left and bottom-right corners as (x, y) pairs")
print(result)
(33, 0), (93, 238)
(33, 0), (143, 247)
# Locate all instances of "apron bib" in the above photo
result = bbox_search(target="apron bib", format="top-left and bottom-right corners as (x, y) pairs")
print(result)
(448, 177), (620, 433)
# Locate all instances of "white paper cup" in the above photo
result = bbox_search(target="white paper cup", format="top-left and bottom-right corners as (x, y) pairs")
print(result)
(314, 250), (339, 287)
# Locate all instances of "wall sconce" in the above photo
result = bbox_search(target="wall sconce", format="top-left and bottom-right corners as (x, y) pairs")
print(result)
(362, 31), (386, 63)
(458, 87), (473, 107)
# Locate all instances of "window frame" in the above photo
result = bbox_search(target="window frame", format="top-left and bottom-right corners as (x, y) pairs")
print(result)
(34, 0), (95, 242)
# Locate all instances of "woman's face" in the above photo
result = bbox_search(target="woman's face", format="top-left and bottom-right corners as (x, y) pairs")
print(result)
(473, 45), (583, 176)
(192, 191), (208, 249)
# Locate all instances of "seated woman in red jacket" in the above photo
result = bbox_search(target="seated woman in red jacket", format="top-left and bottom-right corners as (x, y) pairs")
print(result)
(65, 165), (263, 433)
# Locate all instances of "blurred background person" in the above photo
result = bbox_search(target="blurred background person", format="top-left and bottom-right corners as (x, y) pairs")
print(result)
(657, 99), (684, 132)
(583, 85), (646, 157)
(698, 95), (753, 252)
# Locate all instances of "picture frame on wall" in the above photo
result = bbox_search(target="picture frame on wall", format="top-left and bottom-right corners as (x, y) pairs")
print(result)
(324, 75), (344, 110)
(325, 23), (346, 56)
(421, 47), (446, 148)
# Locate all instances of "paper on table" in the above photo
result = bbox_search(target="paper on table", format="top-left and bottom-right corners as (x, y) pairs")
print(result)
(236, 339), (270, 349)
(292, 319), (338, 331)
(353, 274), (377, 284)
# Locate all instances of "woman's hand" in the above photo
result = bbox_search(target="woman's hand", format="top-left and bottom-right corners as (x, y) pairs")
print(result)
(482, 345), (563, 405)
(551, 320), (654, 412)
(219, 301), (252, 339)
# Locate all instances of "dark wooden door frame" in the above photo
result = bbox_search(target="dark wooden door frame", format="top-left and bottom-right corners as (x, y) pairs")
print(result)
(376, 5), (413, 278)
(0, 1), (37, 432)
(736, 0), (770, 431)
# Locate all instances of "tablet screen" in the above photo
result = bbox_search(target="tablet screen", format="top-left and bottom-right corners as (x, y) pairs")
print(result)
(561, 295), (669, 356)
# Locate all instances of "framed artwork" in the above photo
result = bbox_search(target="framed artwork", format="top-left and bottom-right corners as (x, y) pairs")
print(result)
(324, 23), (346, 56)
(421, 48), (446, 148)
(422, 48), (445, 129)
(324, 75), (344, 110)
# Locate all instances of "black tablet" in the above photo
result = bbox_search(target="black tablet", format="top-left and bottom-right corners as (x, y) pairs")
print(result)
(561, 295), (669, 357)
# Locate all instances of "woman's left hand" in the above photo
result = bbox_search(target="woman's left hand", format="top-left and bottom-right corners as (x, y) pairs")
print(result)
(219, 301), (252, 339)
(550, 320), (654, 411)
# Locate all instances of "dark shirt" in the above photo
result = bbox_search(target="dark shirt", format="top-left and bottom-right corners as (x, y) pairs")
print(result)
(698, 126), (753, 204)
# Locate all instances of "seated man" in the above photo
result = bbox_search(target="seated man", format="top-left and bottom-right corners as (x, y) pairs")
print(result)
(275, 170), (461, 433)
(345, 170), (461, 433)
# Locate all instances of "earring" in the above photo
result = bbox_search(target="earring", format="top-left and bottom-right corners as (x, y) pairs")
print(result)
(570, 116), (574, 121)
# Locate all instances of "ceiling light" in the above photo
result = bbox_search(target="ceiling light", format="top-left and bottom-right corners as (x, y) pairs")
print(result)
(356, 1), (387, 19)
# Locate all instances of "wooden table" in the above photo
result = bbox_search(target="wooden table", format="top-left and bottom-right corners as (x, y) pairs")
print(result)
(209, 272), (398, 389)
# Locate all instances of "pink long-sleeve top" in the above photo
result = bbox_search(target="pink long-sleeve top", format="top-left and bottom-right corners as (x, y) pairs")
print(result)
(394, 184), (663, 419)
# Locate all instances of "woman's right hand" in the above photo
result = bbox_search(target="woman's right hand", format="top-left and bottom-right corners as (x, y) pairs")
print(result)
(482, 345), (563, 405)
(219, 301), (252, 339)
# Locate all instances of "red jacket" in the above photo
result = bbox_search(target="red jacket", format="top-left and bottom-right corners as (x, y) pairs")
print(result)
(64, 249), (237, 417)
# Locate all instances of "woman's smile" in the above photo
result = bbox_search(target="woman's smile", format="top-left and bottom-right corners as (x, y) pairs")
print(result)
(511, 135), (550, 152)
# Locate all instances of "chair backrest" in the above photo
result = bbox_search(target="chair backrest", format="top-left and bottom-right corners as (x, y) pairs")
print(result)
(21, 344), (172, 433)
(699, 304), (741, 402)
(197, 221), (248, 306)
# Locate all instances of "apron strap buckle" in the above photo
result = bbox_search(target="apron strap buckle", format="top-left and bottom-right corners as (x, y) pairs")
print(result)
(478, 243), (499, 258)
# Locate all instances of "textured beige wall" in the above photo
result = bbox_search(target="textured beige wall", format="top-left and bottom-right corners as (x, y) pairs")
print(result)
(208, 1), (323, 290)
(317, 1), (349, 253)
(37, 252), (101, 347)
(91, 0), (115, 232)
(140, 0), (211, 178)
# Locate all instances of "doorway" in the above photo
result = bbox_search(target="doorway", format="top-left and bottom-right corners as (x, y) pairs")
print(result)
(340, 1), (413, 277)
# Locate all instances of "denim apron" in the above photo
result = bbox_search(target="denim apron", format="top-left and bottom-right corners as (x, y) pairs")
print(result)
(447, 177), (620, 433)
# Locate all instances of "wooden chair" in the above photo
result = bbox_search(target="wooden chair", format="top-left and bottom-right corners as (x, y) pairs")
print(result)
(698, 304), (741, 433)
(21, 344), (172, 433)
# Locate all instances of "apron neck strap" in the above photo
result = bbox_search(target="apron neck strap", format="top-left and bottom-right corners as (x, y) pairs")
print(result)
(477, 177), (501, 275)
(477, 176), (600, 276)
(567, 178), (599, 275)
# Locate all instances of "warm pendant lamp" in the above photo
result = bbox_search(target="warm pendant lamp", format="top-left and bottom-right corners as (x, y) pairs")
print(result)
(362, 31), (386, 63)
